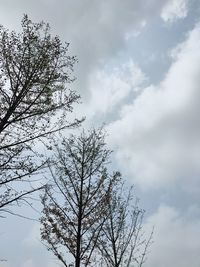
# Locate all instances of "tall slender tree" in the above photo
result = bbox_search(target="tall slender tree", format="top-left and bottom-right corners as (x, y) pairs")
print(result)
(95, 179), (153, 267)
(0, 15), (82, 214)
(40, 130), (117, 267)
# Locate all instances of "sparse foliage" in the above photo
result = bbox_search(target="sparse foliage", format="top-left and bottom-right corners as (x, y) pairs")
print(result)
(40, 130), (117, 267)
(40, 130), (152, 267)
(0, 15), (82, 215)
(95, 180), (152, 267)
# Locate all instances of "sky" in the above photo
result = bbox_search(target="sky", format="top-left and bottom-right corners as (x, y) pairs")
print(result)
(0, 0), (200, 266)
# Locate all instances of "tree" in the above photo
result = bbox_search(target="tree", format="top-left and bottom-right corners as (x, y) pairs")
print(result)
(40, 130), (118, 267)
(95, 180), (153, 267)
(40, 130), (152, 267)
(0, 15), (82, 215)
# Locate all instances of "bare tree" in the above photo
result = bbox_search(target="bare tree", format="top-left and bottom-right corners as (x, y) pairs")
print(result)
(95, 179), (153, 267)
(40, 130), (117, 267)
(0, 15), (82, 215)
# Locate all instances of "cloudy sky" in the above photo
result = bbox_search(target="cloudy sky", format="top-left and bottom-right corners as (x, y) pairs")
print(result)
(0, 0), (200, 266)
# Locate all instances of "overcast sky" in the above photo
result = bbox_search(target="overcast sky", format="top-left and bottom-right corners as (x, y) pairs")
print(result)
(0, 0), (200, 267)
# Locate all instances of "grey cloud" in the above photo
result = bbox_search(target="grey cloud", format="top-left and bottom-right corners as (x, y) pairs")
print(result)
(0, 0), (173, 99)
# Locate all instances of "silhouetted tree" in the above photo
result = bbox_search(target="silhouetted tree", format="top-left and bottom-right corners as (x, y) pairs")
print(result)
(40, 130), (117, 267)
(0, 15), (82, 215)
(95, 179), (153, 267)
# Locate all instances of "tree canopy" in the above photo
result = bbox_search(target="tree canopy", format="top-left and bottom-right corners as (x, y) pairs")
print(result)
(0, 15), (82, 215)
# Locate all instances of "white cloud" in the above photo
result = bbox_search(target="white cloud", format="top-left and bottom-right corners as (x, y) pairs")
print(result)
(82, 60), (146, 121)
(161, 0), (189, 22)
(145, 205), (200, 267)
(107, 23), (200, 192)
